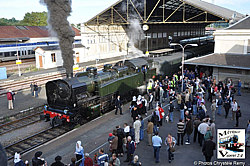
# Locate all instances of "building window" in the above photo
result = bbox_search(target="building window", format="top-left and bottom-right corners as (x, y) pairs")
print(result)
(158, 33), (162, 38)
(163, 32), (167, 38)
(51, 53), (56, 62)
(11, 51), (16, 56)
(146, 33), (151, 38)
(153, 33), (157, 38)
(4, 52), (10, 57)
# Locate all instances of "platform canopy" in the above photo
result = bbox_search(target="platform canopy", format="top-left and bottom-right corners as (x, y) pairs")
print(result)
(85, 0), (244, 26)
(185, 53), (250, 70)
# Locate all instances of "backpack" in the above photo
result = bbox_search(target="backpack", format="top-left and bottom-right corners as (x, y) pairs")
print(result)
(7, 92), (12, 100)
(34, 85), (38, 91)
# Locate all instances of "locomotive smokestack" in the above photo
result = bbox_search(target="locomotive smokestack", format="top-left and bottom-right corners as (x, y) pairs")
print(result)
(40, 0), (75, 78)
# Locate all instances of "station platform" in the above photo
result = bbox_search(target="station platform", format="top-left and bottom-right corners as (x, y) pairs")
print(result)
(12, 92), (249, 166)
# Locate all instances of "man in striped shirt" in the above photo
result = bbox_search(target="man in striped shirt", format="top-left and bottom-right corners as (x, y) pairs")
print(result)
(177, 119), (185, 145)
(97, 148), (109, 166)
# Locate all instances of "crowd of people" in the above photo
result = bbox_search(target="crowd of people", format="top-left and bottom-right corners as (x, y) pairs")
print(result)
(11, 67), (249, 166)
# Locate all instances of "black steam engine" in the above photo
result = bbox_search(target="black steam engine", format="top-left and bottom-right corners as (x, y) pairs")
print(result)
(43, 58), (156, 126)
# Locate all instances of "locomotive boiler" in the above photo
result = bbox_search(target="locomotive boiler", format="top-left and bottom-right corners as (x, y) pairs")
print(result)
(43, 58), (156, 126)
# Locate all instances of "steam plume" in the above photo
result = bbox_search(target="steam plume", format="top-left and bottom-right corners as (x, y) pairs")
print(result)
(122, 0), (145, 57)
(40, 0), (75, 77)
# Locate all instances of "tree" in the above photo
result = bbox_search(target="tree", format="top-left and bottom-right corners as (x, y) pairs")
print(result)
(0, 17), (21, 26)
(21, 11), (48, 26)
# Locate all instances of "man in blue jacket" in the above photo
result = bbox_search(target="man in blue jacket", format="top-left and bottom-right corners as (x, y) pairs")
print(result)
(124, 136), (135, 164)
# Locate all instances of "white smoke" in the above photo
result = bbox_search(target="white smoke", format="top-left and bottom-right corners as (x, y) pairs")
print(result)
(128, 19), (145, 57)
(121, 0), (145, 57)
(40, 0), (75, 77)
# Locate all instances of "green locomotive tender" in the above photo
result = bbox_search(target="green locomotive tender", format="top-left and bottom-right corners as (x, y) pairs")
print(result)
(43, 58), (156, 125)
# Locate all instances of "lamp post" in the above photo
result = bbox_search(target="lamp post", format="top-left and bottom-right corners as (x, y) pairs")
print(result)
(96, 58), (99, 68)
(16, 39), (22, 77)
(170, 43), (198, 92)
(145, 35), (151, 56)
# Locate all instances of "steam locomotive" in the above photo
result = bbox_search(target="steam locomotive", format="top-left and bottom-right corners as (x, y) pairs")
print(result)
(219, 135), (244, 152)
(42, 58), (156, 126)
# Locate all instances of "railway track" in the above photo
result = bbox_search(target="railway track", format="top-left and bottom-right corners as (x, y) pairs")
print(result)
(0, 72), (66, 96)
(0, 60), (118, 97)
(4, 125), (71, 160)
(0, 111), (42, 136)
(0, 59), (35, 67)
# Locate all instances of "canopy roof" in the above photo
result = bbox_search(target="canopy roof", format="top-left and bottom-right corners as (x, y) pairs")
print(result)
(185, 53), (250, 70)
(85, 0), (244, 25)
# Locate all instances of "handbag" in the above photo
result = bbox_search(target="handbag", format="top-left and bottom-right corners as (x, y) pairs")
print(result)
(161, 112), (165, 117)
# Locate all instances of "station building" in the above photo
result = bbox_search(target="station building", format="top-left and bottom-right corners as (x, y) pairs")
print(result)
(82, 0), (244, 60)
(185, 16), (250, 87)
(34, 44), (84, 69)
(0, 26), (81, 61)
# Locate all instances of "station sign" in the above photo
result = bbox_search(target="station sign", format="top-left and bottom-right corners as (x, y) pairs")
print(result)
(16, 60), (22, 64)
(73, 64), (79, 71)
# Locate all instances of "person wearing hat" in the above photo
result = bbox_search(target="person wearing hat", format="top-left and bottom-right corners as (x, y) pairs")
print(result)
(141, 96), (147, 115)
(14, 152), (25, 166)
(32, 151), (47, 166)
(130, 96), (137, 112)
(51, 155), (65, 166)
(75, 141), (84, 165)
(84, 153), (93, 166)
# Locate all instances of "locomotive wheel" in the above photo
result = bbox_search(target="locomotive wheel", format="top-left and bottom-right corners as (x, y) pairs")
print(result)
(73, 113), (86, 125)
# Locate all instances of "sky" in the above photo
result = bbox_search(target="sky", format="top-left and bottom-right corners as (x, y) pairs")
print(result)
(0, 0), (249, 24)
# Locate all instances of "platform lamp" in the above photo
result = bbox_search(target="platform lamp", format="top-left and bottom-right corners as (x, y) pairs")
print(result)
(143, 24), (150, 56)
(15, 39), (22, 77)
(96, 58), (100, 68)
(170, 43), (198, 92)
(145, 35), (151, 56)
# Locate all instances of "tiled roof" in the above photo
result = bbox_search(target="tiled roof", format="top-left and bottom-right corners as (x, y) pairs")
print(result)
(185, 53), (250, 70)
(0, 26), (81, 39)
(72, 26), (81, 36)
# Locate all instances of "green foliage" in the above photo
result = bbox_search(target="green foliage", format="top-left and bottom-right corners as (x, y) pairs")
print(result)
(0, 12), (48, 26)
(0, 17), (21, 26)
(21, 11), (48, 26)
